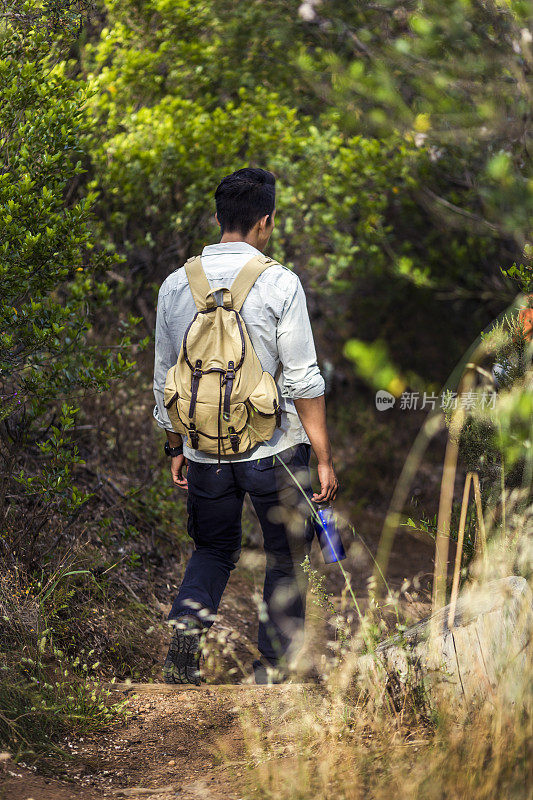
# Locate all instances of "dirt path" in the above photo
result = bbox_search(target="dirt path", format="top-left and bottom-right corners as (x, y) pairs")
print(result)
(1, 506), (435, 800)
(2, 683), (321, 800)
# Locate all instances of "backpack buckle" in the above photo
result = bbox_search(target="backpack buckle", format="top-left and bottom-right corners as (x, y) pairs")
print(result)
(222, 361), (235, 384)
(188, 424), (199, 449)
(228, 426), (240, 453)
(193, 359), (203, 379)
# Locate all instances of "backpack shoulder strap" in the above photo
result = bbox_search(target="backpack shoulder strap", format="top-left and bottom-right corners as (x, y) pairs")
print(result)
(184, 256), (211, 311)
(230, 255), (278, 312)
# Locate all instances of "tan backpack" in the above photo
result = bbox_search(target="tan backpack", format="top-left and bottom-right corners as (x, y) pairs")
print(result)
(163, 254), (282, 458)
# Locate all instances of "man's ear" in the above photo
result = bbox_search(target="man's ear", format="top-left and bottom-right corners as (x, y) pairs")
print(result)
(215, 212), (220, 227)
(259, 213), (273, 231)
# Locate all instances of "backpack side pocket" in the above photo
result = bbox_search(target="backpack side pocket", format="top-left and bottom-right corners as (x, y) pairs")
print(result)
(163, 365), (187, 435)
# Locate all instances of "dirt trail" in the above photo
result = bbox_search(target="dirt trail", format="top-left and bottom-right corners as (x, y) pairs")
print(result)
(1, 508), (434, 800)
(2, 683), (321, 800)
(2, 687), (252, 799)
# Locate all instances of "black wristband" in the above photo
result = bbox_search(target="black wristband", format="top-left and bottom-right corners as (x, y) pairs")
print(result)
(164, 440), (183, 458)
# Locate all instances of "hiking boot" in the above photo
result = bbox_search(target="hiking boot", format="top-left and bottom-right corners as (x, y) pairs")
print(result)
(163, 615), (202, 685)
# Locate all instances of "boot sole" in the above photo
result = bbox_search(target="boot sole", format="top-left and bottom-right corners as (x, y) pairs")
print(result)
(163, 628), (201, 685)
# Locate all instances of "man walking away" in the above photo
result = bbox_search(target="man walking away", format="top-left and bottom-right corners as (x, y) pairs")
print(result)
(153, 168), (338, 684)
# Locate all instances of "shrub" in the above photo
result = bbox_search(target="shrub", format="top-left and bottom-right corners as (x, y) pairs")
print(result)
(0, 5), (137, 559)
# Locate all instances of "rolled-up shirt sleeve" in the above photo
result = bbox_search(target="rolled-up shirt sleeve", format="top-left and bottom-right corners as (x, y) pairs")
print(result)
(153, 288), (178, 431)
(276, 276), (325, 400)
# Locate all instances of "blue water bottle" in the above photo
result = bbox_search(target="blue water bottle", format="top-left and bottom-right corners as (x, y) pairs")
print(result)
(314, 503), (346, 564)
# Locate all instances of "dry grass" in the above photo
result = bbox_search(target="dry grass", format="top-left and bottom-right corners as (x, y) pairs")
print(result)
(230, 519), (532, 799)
(238, 690), (530, 800)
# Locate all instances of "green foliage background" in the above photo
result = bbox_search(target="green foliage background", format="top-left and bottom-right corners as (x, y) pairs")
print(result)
(0, 0), (531, 755)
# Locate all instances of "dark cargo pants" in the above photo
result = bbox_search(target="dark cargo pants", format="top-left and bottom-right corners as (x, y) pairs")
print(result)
(168, 444), (313, 668)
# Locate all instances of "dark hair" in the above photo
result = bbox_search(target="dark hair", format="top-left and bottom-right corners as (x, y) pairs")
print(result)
(215, 168), (275, 235)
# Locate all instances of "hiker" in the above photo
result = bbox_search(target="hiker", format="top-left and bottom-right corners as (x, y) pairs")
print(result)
(153, 167), (338, 685)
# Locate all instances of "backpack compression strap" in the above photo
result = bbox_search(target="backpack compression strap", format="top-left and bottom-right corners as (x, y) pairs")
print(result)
(230, 255), (278, 312)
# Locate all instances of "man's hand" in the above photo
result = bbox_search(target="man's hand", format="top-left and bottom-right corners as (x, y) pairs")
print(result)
(170, 454), (188, 490)
(313, 461), (338, 503)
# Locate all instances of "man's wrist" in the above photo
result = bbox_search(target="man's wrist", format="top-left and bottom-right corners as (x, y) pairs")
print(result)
(164, 440), (183, 458)
(315, 448), (333, 467)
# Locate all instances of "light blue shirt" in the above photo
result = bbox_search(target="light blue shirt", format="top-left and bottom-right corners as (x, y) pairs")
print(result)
(153, 241), (325, 463)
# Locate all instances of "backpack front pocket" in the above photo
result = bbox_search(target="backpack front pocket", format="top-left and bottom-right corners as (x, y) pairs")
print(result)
(176, 398), (248, 441)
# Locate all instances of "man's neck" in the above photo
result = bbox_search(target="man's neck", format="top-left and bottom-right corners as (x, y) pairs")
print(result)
(220, 231), (262, 251)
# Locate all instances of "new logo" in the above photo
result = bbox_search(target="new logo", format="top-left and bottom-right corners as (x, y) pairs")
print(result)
(375, 390), (396, 410)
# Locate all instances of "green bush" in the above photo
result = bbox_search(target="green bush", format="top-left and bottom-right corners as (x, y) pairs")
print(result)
(0, 2), (142, 755)
(0, 8), (137, 557)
